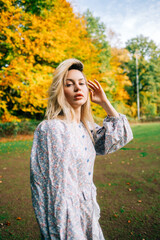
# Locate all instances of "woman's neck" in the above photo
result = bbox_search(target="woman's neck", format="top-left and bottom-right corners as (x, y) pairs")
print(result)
(57, 107), (81, 123)
(73, 107), (81, 123)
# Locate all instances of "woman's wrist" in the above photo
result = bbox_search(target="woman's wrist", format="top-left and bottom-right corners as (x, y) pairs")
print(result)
(100, 98), (119, 117)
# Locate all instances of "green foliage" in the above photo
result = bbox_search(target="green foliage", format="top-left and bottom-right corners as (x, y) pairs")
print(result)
(0, 120), (40, 136)
(15, 0), (56, 15)
(124, 35), (160, 117)
(125, 34), (158, 58)
(83, 9), (110, 72)
(83, 9), (106, 44)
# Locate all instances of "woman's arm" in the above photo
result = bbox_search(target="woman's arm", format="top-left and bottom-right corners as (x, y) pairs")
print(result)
(88, 79), (119, 117)
(88, 79), (133, 155)
(30, 121), (68, 239)
(93, 113), (133, 155)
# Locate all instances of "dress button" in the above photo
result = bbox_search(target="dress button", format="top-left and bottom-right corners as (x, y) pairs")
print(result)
(87, 159), (89, 163)
(88, 172), (91, 175)
(82, 135), (85, 138)
(85, 147), (87, 151)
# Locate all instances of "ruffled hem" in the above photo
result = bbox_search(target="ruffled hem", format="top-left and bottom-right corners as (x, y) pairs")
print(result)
(92, 196), (101, 240)
(104, 113), (126, 122)
(91, 184), (105, 240)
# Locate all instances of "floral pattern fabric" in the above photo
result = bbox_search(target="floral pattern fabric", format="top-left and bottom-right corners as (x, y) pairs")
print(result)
(30, 113), (133, 240)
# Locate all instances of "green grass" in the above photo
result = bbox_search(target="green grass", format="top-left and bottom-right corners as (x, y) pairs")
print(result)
(94, 122), (160, 240)
(0, 122), (160, 240)
(0, 140), (33, 154)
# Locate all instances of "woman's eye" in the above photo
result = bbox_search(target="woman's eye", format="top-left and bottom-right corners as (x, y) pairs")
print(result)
(66, 83), (73, 87)
(79, 82), (85, 85)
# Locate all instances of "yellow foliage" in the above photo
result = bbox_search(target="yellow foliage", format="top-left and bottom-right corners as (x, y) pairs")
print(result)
(108, 48), (132, 102)
(1, 111), (21, 122)
(0, 0), (133, 121)
(0, 0), (102, 120)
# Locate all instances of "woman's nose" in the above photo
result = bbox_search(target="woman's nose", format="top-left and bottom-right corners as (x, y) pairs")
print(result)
(74, 83), (81, 92)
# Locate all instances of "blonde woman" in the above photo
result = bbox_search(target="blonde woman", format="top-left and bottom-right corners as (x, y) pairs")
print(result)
(30, 58), (133, 240)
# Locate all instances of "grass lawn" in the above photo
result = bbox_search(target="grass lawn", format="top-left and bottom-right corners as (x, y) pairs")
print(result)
(0, 122), (160, 240)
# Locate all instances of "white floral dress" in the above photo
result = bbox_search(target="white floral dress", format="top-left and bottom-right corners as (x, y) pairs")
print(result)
(30, 113), (133, 240)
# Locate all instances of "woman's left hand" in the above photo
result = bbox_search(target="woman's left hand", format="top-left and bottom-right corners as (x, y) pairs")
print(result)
(88, 79), (108, 106)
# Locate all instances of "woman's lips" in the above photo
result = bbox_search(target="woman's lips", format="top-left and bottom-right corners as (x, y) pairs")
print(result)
(74, 93), (84, 99)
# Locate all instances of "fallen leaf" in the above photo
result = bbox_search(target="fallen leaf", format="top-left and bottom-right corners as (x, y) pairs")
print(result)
(16, 217), (22, 220)
(128, 188), (132, 191)
(0, 181), (2, 183)
(138, 200), (142, 203)
(5, 221), (11, 226)
(126, 182), (130, 185)
(128, 220), (131, 223)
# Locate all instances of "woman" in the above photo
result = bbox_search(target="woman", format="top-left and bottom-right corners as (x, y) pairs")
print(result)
(30, 58), (133, 240)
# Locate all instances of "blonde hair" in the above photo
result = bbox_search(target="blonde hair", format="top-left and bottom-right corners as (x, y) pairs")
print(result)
(46, 58), (95, 139)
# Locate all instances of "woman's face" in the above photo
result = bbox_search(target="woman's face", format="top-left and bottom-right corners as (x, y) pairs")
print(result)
(64, 69), (89, 109)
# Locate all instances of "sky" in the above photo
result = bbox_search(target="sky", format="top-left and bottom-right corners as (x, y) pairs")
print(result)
(67, 0), (160, 48)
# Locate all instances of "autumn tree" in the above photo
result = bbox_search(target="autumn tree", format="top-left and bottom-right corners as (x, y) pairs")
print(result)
(107, 47), (132, 115)
(83, 10), (132, 118)
(0, 0), (100, 121)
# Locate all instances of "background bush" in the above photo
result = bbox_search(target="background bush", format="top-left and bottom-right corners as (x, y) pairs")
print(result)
(0, 120), (40, 137)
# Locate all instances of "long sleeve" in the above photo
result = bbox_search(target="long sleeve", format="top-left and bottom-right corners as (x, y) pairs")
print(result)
(93, 113), (133, 155)
(30, 121), (68, 240)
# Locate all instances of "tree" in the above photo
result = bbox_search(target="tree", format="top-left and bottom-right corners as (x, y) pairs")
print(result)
(0, 0), (101, 121)
(83, 9), (132, 118)
(83, 9), (110, 118)
(106, 47), (132, 116)
(125, 35), (160, 117)
(83, 9), (110, 73)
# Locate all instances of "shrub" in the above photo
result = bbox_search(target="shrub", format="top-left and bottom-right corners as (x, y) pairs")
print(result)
(0, 120), (40, 137)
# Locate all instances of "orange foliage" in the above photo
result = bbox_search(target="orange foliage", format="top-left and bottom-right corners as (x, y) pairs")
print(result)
(102, 48), (133, 116)
(0, 0), (101, 121)
(109, 48), (132, 101)
(0, 0), (132, 121)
